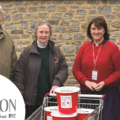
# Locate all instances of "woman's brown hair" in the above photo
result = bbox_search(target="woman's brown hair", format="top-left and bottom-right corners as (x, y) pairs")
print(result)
(87, 16), (109, 40)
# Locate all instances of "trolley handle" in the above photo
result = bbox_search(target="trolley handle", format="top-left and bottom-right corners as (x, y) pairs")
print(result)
(102, 95), (106, 99)
(45, 93), (56, 97)
(78, 94), (105, 99)
(46, 93), (105, 99)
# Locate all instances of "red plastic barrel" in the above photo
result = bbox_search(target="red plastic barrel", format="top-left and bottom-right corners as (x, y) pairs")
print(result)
(44, 106), (58, 120)
(54, 86), (80, 114)
(77, 108), (94, 120)
(51, 111), (77, 120)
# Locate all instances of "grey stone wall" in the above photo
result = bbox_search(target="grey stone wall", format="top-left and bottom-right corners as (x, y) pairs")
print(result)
(1, 0), (120, 86)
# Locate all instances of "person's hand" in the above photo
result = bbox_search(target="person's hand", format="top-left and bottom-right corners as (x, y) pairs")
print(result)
(50, 86), (58, 94)
(95, 81), (105, 91)
(85, 80), (98, 91)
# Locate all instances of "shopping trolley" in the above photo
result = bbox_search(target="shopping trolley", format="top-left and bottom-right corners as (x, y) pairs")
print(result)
(26, 93), (105, 120)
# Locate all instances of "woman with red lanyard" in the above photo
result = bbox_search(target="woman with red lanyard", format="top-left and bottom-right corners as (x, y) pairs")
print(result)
(72, 16), (120, 120)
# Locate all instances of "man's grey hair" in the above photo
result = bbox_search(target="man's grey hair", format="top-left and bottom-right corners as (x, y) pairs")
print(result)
(34, 20), (52, 40)
(0, 5), (3, 14)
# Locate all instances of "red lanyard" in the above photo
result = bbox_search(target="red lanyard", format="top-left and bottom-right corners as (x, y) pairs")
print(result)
(92, 44), (102, 70)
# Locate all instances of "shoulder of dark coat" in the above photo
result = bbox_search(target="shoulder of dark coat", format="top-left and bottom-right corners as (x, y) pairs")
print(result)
(20, 44), (33, 57)
(22, 40), (37, 53)
(49, 40), (61, 52)
(53, 45), (61, 51)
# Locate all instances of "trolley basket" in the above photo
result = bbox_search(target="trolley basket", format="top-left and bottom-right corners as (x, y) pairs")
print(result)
(26, 94), (105, 120)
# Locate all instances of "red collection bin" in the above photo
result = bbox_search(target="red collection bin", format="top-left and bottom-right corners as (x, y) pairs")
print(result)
(51, 111), (77, 120)
(54, 86), (80, 114)
(77, 108), (94, 120)
(44, 106), (58, 120)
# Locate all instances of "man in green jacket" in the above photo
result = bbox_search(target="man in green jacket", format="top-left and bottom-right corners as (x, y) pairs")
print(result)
(0, 5), (17, 80)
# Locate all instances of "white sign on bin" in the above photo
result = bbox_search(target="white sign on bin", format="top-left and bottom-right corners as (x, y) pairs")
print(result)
(47, 116), (52, 120)
(61, 96), (72, 108)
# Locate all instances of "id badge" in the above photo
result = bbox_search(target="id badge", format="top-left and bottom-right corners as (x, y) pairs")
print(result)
(92, 70), (98, 80)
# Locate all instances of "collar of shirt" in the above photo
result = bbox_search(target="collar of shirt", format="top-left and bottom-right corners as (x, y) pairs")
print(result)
(91, 40), (107, 46)
(37, 40), (48, 48)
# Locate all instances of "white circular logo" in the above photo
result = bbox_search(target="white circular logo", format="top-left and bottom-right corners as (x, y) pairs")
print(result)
(0, 75), (25, 120)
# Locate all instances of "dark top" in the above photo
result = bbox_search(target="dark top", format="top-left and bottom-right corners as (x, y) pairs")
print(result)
(35, 44), (51, 105)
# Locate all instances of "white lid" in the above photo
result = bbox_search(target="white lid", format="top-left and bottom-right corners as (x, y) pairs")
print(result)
(54, 86), (80, 93)
(51, 111), (77, 118)
(77, 108), (94, 114)
(44, 106), (58, 112)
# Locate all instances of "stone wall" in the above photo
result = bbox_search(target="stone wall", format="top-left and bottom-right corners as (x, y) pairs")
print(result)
(1, 0), (120, 86)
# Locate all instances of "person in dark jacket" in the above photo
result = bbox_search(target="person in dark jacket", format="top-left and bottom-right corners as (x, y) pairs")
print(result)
(13, 20), (68, 119)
